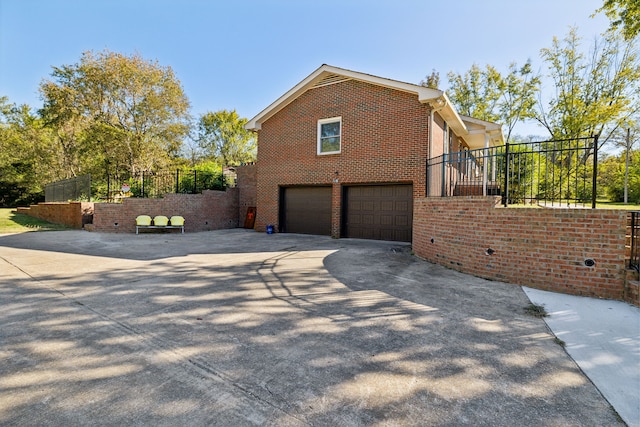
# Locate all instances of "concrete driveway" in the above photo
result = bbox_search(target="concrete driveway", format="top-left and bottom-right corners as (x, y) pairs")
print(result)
(0, 229), (624, 426)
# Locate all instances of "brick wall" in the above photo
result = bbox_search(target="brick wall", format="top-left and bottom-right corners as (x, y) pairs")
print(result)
(91, 189), (239, 233)
(254, 79), (431, 235)
(413, 196), (628, 301)
(237, 164), (257, 227)
(16, 202), (94, 229)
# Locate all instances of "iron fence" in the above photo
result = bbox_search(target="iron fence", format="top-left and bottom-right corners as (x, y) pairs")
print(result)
(107, 169), (229, 201)
(45, 174), (91, 202)
(426, 136), (598, 207)
(631, 211), (640, 273)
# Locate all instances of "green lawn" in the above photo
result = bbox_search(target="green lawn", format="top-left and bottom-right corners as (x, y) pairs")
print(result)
(0, 208), (68, 233)
(596, 201), (640, 210)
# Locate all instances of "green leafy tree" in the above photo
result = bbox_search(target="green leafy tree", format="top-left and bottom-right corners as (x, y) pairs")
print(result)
(39, 50), (191, 181)
(0, 98), (54, 206)
(599, 150), (640, 203)
(595, 0), (640, 41)
(176, 161), (225, 194)
(609, 123), (639, 202)
(420, 69), (440, 89)
(536, 28), (640, 147)
(197, 110), (256, 166)
(498, 62), (542, 142)
(447, 64), (503, 123)
(446, 61), (540, 141)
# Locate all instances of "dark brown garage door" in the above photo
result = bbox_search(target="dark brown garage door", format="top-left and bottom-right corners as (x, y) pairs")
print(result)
(344, 184), (413, 242)
(282, 186), (332, 235)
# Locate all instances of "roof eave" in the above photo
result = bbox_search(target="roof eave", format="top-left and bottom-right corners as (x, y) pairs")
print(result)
(459, 115), (505, 148)
(245, 64), (445, 131)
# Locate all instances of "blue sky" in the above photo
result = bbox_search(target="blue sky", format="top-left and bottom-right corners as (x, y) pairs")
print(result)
(0, 0), (610, 137)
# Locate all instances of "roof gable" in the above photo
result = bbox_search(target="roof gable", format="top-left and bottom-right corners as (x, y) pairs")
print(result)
(245, 64), (445, 131)
(245, 64), (503, 147)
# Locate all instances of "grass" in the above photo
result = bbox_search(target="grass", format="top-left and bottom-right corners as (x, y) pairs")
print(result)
(0, 208), (68, 234)
(595, 201), (640, 210)
(524, 303), (549, 318)
(553, 337), (566, 347)
(504, 201), (640, 209)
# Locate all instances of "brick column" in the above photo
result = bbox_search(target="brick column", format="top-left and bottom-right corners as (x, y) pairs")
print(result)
(331, 181), (342, 238)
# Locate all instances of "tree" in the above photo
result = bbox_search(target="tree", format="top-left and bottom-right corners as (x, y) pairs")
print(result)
(0, 97), (54, 206)
(39, 50), (191, 181)
(498, 62), (541, 142)
(609, 122), (639, 202)
(595, 0), (640, 41)
(447, 64), (503, 123)
(536, 28), (640, 146)
(599, 149), (640, 203)
(446, 62), (540, 141)
(197, 110), (256, 166)
(420, 69), (440, 89)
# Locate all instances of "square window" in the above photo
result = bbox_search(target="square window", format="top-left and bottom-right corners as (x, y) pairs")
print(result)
(318, 117), (341, 154)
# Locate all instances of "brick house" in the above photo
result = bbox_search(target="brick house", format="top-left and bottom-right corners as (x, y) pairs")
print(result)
(245, 64), (503, 242)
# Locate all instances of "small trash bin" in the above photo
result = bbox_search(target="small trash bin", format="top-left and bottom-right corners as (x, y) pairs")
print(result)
(266, 225), (274, 234)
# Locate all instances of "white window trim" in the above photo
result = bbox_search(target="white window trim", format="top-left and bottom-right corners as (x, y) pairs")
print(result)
(317, 116), (342, 155)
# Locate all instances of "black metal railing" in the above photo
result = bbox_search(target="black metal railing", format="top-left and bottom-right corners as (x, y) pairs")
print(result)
(631, 211), (640, 273)
(426, 136), (598, 207)
(45, 174), (91, 202)
(107, 169), (229, 201)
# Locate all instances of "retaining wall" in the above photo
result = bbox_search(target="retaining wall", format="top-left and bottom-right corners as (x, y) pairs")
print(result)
(237, 164), (257, 227)
(91, 189), (239, 233)
(413, 196), (629, 301)
(16, 202), (94, 229)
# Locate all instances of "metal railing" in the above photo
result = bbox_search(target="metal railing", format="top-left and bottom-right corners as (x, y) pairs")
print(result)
(45, 174), (91, 202)
(631, 211), (640, 273)
(107, 169), (229, 201)
(426, 136), (598, 207)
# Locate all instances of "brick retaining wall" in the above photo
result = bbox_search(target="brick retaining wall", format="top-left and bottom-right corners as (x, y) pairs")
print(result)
(92, 189), (239, 233)
(237, 164), (257, 227)
(413, 196), (628, 301)
(16, 202), (94, 229)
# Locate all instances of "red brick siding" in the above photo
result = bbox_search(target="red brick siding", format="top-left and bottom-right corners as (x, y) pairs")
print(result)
(255, 79), (431, 235)
(430, 113), (446, 158)
(626, 279), (639, 305)
(413, 197), (628, 300)
(16, 202), (93, 229)
(91, 189), (238, 233)
(237, 164), (257, 227)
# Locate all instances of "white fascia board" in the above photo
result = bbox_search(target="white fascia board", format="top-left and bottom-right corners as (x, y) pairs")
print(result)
(460, 114), (505, 146)
(245, 65), (328, 131)
(245, 64), (446, 131)
(460, 114), (502, 131)
(435, 93), (468, 136)
(317, 65), (445, 101)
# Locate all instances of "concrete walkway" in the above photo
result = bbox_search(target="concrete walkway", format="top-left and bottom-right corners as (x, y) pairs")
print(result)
(0, 229), (630, 426)
(524, 287), (640, 427)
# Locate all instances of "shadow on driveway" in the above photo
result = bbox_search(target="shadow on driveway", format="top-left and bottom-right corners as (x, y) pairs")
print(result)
(0, 229), (624, 426)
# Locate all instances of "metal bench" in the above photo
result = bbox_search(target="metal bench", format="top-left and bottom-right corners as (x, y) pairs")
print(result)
(135, 215), (184, 234)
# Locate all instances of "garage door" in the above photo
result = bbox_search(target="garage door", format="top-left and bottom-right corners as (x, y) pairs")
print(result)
(344, 184), (413, 242)
(282, 186), (332, 235)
